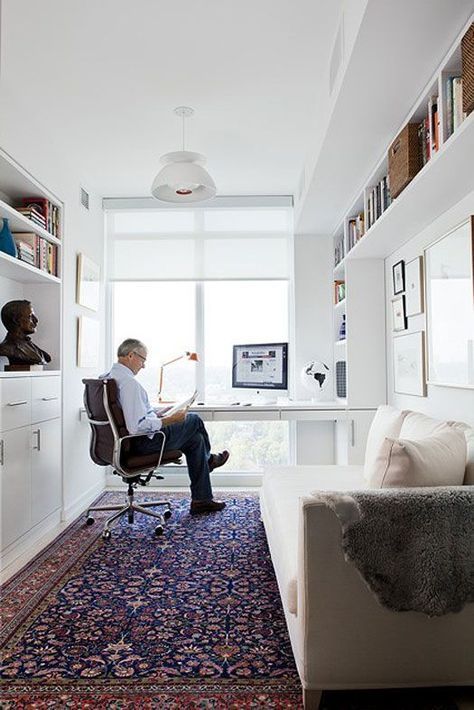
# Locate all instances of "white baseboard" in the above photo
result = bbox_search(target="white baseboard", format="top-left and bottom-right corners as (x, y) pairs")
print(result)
(62, 480), (105, 522)
(1, 509), (62, 581)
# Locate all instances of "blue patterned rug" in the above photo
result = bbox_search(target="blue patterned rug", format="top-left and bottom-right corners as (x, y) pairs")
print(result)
(0, 491), (468, 709)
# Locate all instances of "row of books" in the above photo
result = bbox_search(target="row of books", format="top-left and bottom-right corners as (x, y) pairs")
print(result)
(14, 232), (59, 277)
(418, 95), (440, 166)
(346, 212), (366, 251)
(334, 280), (345, 304)
(15, 197), (61, 238)
(365, 176), (391, 231)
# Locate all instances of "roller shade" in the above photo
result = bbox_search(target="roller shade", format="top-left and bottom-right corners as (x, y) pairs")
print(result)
(106, 203), (292, 281)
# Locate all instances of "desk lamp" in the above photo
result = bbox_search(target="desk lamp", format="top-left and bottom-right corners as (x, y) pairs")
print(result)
(158, 351), (198, 402)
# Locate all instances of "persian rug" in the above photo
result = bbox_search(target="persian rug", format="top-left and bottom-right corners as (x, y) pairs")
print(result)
(1, 492), (302, 708)
(0, 491), (469, 709)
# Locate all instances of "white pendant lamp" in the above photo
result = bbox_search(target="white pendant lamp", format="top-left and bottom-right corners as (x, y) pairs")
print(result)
(151, 106), (217, 203)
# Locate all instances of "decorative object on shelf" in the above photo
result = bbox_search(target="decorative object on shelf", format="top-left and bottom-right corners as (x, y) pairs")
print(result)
(393, 331), (426, 397)
(388, 123), (422, 199)
(151, 107), (216, 204)
(0, 218), (18, 258)
(405, 256), (424, 316)
(77, 316), (100, 368)
(300, 360), (330, 401)
(461, 23), (474, 116)
(0, 300), (51, 371)
(76, 253), (100, 311)
(335, 360), (347, 399)
(338, 314), (346, 340)
(334, 279), (345, 303)
(158, 350), (199, 402)
(391, 295), (407, 332)
(425, 217), (474, 389)
(392, 259), (405, 294)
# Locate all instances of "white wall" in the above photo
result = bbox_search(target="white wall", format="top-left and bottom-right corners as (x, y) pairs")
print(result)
(385, 190), (474, 425)
(0, 80), (107, 518)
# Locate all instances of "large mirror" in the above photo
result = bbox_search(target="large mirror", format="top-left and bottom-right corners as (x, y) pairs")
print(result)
(425, 217), (474, 388)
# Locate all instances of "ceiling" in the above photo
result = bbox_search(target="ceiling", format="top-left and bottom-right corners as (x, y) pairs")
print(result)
(0, 0), (343, 200)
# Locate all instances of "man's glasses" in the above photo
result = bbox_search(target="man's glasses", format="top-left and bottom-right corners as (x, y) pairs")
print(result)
(132, 350), (147, 363)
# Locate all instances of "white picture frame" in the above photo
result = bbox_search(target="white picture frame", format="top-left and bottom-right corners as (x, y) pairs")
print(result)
(393, 330), (426, 397)
(425, 218), (474, 389)
(77, 316), (100, 368)
(76, 253), (100, 312)
(405, 256), (424, 316)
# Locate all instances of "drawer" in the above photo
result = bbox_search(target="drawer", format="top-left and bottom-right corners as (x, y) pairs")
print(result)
(0, 378), (31, 431)
(32, 376), (61, 423)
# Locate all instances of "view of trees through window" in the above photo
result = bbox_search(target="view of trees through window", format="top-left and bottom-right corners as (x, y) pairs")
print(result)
(112, 280), (290, 470)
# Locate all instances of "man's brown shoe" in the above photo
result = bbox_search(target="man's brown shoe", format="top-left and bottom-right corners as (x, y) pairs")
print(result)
(208, 450), (230, 472)
(190, 499), (226, 514)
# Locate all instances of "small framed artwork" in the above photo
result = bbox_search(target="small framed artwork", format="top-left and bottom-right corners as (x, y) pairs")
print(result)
(393, 331), (427, 396)
(392, 260), (405, 294)
(77, 316), (100, 368)
(391, 295), (407, 331)
(405, 256), (424, 316)
(76, 253), (100, 312)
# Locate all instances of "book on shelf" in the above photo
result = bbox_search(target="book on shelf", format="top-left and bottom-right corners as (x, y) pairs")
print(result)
(364, 176), (391, 231)
(18, 197), (61, 238)
(12, 231), (59, 276)
(334, 280), (345, 304)
(428, 95), (439, 154)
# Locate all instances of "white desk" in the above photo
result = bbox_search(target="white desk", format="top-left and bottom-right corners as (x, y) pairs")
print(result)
(190, 401), (359, 422)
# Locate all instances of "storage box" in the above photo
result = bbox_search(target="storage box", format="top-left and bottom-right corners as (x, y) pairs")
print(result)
(388, 123), (422, 199)
(461, 23), (474, 116)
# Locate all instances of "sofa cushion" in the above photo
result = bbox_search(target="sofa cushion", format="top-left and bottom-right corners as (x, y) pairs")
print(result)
(448, 422), (474, 485)
(369, 428), (467, 488)
(364, 405), (408, 481)
(260, 464), (366, 615)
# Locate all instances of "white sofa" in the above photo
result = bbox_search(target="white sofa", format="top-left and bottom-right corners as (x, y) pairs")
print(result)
(260, 408), (474, 709)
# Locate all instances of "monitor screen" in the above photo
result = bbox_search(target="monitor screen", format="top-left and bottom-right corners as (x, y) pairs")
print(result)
(232, 342), (288, 390)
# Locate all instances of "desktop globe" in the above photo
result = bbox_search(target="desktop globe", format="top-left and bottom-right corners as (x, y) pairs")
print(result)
(300, 360), (329, 401)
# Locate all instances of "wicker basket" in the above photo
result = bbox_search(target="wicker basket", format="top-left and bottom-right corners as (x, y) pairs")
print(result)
(461, 23), (474, 116)
(388, 123), (422, 199)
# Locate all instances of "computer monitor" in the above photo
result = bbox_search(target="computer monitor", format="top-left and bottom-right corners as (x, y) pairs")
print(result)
(232, 342), (288, 391)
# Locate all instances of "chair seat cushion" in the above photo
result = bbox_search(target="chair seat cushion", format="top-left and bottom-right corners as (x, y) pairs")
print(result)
(123, 449), (183, 471)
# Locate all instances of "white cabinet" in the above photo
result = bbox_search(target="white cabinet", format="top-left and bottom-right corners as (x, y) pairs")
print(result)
(335, 409), (376, 465)
(0, 375), (61, 552)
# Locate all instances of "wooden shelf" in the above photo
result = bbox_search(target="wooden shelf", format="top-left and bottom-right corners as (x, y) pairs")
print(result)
(0, 199), (61, 246)
(0, 251), (60, 284)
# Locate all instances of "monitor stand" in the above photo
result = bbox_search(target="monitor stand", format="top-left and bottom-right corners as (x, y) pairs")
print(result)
(252, 390), (277, 405)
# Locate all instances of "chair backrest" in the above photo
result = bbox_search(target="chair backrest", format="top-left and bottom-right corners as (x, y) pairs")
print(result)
(83, 378), (129, 467)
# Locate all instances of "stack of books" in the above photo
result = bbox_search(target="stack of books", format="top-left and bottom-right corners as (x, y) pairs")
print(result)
(15, 197), (61, 238)
(14, 236), (36, 266)
(365, 176), (391, 231)
(445, 76), (467, 140)
(13, 232), (58, 276)
(347, 212), (365, 250)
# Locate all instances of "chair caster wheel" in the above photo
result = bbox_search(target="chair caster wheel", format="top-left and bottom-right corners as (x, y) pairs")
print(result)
(102, 529), (111, 540)
(154, 525), (164, 536)
(86, 516), (95, 526)
(164, 509), (172, 520)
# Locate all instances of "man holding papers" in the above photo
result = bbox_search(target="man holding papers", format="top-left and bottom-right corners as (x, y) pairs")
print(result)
(101, 338), (229, 513)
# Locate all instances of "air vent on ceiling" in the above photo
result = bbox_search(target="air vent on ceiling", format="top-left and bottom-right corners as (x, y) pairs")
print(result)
(80, 187), (90, 210)
(329, 15), (344, 95)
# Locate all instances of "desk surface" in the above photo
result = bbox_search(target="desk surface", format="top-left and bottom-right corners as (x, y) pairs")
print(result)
(190, 400), (359, 412)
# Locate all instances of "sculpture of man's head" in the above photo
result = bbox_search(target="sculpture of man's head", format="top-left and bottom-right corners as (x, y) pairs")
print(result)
(1, 300), (38, 336)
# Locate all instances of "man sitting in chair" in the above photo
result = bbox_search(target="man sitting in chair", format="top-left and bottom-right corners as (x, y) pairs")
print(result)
(101, 338), (229, 514)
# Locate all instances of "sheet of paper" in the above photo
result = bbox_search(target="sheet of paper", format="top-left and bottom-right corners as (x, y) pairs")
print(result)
(158, 389), (198, 418)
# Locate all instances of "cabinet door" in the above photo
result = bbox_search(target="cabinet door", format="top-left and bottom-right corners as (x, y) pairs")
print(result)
(31, 418), (61, 527)
(346, 410), (376, 465)
(0, 378), (31, 432)
(1, 427), (31, 550)
(31, 376), (61, 423)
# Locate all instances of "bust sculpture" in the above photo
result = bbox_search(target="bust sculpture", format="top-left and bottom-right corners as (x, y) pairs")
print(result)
(0, 300), (51, 370)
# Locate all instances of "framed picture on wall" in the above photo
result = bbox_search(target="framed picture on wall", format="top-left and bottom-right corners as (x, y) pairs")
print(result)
(393, 330), (427, 396)
(392, 260), (405, 294)
(425, 217), (474, 388)
(391, 295), (407, 331)
(405, 256), (424, 316)
(76, 253), (100, 312)
(77, 316), (100, 368)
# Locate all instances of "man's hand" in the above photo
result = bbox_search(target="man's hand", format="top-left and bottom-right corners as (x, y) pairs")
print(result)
(162, 408), (187, 426)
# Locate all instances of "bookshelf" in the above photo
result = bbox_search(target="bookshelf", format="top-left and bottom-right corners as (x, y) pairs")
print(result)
(332, 16), (473, 406)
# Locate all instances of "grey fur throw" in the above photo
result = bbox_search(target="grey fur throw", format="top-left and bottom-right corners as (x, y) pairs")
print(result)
(311, 487), (474, 617)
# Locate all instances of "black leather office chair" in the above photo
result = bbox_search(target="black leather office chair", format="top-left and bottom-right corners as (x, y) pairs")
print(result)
(82, 378), (183, 540)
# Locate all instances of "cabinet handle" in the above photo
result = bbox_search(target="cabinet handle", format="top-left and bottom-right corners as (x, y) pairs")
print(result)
(33, 428), (41, 451)
(41, 396), (58, 401)
(0, 439), (4, 466)
(6, 400), (28, 407)
(350, 419), (355, 447)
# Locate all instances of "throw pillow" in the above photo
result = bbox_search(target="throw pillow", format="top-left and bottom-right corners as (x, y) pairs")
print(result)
(369, 428), (467, 488)
(399, 410), (450, 439)
(448, 421), (474, 485)
(364, 405), (408, 481)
